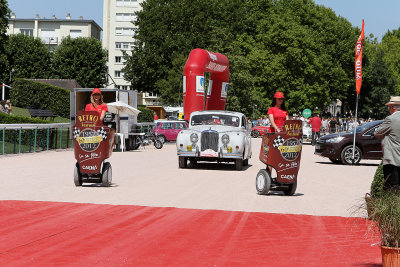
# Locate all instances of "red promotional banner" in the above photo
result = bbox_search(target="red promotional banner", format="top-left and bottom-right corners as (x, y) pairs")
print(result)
(355, 20), (365, 95)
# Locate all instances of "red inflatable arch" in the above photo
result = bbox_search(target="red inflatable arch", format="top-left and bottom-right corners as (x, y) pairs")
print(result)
(183, 48), (229, 121)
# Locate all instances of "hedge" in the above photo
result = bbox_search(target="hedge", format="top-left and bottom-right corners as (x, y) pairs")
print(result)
(0, 112), (50, 124)
(137, 107), (154, 122)
(370, 161), (384, 197)
(10, 78), (70, 118)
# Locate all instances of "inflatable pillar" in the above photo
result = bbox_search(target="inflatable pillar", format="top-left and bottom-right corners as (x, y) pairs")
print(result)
(183, 48), (229, 121)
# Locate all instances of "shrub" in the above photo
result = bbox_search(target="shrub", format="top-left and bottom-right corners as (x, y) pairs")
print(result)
(10, 78), (70, 118)
(137, 107), (154, 122)
(370, 161), (385, 197)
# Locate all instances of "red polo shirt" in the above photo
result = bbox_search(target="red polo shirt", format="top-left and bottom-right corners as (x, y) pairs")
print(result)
(85, 103), (108, 117)
(308, 116), (322, 132)
(267, 107), (288, 132)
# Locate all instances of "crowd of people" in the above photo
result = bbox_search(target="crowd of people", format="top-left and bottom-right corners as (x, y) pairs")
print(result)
(0, 99), (12, 115)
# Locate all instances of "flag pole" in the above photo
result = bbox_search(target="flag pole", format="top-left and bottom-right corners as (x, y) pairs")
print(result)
(352, 94), (359, 164)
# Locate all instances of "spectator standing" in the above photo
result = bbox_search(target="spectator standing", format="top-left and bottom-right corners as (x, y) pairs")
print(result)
(329, 117), (338, 134)
(321, 117), (328, 134)
(308, 113), (322, 145)
(374, 96), (400, 190)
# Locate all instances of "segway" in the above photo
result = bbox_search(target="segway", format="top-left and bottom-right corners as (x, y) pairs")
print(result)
(255, 120), (303, 196)
(73, 111), (115, 187)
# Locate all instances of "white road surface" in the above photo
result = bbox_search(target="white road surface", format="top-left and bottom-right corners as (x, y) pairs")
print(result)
(0, 138), (379, 217)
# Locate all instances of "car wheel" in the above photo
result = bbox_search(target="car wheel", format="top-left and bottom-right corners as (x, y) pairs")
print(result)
(101, 162), (112, 187)
(256, 169), (271, 195)
(74, 162), (82, 186)
(158, 135), (166, 144)
(341, 145), (362, 165)
(243, 158), (249, 166)
(329, 158), (342, 164)
(283, 181), (297, 196)
(179, 156), (187, 168)
(252, 130), (260, 138)
(235, 158), (243, 171)
(154, 140), (163, 149)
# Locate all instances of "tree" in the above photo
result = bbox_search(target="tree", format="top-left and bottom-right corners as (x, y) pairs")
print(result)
(358, 44), (396, 119)
(381, 29), (400, 95)
(5, 34), (52, 81)
(52, 37), (108, 88)
(0, 0), (10, 83)
(123, 0), (358, 116)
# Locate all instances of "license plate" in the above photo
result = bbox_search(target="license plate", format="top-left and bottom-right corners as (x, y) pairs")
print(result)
(200, 149), (218, 157)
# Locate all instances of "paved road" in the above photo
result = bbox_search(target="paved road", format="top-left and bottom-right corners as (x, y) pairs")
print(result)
(0, 138), (379, 217)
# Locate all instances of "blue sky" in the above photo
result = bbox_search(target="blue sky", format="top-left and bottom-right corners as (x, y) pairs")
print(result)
(7, 0), (400, 41)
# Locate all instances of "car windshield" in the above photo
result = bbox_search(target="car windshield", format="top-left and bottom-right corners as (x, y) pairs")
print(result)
(191, 114), (240, 127)
(348, 120), (383, 134)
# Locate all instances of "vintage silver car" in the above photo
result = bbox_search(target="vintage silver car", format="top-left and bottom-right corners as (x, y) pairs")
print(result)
(176, 110), (252, 170)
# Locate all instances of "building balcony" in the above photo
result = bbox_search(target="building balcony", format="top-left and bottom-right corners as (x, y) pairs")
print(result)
(41, 37), (58, 44)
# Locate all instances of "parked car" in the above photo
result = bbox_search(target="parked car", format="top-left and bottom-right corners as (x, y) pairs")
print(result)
(315, 120), (383, 165)
(154, 120), (189, 143)
(176, 110), (252, 170)
(251, 125), (272, 138)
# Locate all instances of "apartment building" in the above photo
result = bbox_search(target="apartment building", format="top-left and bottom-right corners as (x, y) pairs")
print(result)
(103, 0), (159, 105)
(7, 13), (102, 50)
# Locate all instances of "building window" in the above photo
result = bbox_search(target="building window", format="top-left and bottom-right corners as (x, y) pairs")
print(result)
(115, 56), (122, 63)
(147, 92), (157, 97)
(116, 42), (122, 49)
(122, 85), (128, 90)
(115, 27), (135, 36)
(116, 0), (138, 7)
(116, 13), (136, 22)
(20, 29), (33, 36)
(70, 30), (82, 38)
(115, 71), (121, 78)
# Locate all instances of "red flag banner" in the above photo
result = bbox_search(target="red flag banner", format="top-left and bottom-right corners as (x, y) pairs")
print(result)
(355, 20), (365, 95)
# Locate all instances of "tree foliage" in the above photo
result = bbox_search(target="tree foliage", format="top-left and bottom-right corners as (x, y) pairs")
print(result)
(124, 0), (360, 116)
(0, 0), (10, 83)
(52, 37), (108, 88)
(5, 34), (52, 81)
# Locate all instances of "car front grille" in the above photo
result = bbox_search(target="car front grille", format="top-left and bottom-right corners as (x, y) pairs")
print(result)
(201, 131), (219, 152)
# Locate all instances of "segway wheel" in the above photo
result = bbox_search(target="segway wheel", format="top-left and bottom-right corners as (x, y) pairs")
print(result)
(154, 139), (163, 149)
(256, 169), (271, 195)
(74, 162), (82, 186)
(102, 162), (112, 187)
(283, 181), (297, 196)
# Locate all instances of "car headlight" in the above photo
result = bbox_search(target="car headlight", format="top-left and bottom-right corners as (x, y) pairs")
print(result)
(190, 133), (199, 143)
(221, 134), (230, 145)
(326, 136), (345, 143)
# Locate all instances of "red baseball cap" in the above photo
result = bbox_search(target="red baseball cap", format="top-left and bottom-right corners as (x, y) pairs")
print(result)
(91, 88), (101, 95)
(274, 91), (284, 98)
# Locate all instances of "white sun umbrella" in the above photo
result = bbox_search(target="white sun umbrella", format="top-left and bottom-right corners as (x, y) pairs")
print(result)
(107, 101), (141, 132)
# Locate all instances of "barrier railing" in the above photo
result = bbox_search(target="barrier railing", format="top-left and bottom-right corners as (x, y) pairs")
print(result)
(0, 123), (71, 155)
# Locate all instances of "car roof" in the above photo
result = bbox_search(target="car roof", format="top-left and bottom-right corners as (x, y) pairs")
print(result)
(155, 120), (187, 123)
(190, 110), (245, 117)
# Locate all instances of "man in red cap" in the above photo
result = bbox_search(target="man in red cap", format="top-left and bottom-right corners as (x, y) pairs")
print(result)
(267, 91), (289, 133)
(85, 88), (108, 120)
(308, 113), (322, 146)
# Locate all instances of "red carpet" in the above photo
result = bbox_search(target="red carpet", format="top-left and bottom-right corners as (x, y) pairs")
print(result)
(0, 201), (381, 266)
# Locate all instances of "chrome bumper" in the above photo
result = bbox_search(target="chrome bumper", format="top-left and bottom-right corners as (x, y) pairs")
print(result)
(177, 150), (242, 159)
